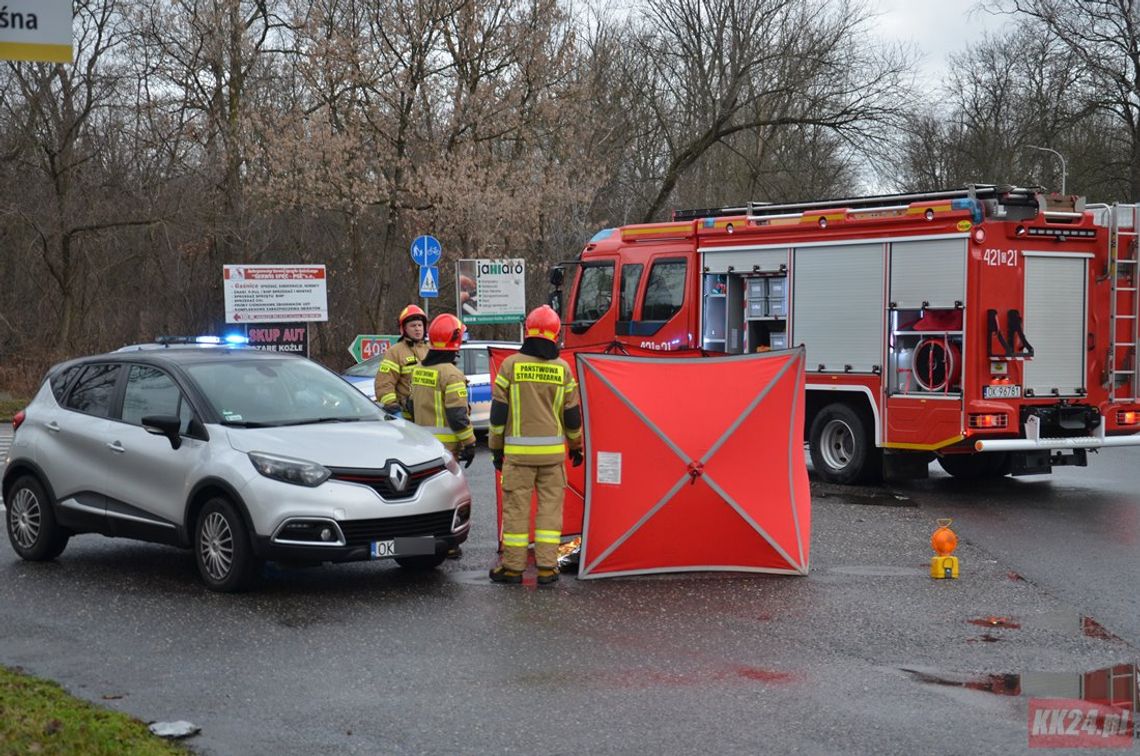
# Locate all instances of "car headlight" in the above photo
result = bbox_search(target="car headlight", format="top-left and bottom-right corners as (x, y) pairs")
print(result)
(442, 449), (461, 475)
(248, 451), (331, 487)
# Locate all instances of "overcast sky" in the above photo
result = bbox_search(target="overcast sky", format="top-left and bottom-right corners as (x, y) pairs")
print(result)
(871, 0), (1013, 83)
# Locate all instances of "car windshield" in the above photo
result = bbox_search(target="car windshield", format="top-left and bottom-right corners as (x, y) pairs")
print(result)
(185, 358), (383, 426)
(343, 355), (381, 377)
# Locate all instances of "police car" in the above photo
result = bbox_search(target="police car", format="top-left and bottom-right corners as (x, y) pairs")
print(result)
(342, 341), (520, 430)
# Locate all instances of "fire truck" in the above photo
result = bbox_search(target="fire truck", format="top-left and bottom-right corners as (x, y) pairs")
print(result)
(550, 185), (1140, 483)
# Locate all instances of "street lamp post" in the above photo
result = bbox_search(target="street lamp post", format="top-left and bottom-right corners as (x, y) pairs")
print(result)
(1027, 145), (1067, 195)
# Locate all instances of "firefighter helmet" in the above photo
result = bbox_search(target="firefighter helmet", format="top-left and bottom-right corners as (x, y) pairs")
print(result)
(398, 304), (428, 330)
(525, 305), (561, 343)
(428, 313), (465, 351)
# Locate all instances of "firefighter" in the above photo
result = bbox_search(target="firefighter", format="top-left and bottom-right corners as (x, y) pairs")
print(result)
(410, 313), (476, 560)
(410, 313), (477, 466)
(375, 304), (429, 417)
(488, 305), (583, 586)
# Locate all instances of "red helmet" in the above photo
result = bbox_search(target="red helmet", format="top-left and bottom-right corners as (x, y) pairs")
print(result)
(428, 313), (465, 351)
(398, 304), (428, 330)
(525, 305), (561, 342)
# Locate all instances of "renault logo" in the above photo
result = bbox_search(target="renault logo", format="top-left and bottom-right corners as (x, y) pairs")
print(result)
(388, 463), (409, 492)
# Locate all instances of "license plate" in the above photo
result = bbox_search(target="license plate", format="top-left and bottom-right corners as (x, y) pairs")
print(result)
(983, 384), (1021, 399)
(370, 536), (435, 559)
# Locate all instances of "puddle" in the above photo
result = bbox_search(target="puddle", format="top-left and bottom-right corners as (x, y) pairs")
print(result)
(904, 664), (1140, 709)
(968, 616), (1021, 629)
(959, 612), (1124, 641)
(810, 482), (918, 507)
(829, 565), (927, 577)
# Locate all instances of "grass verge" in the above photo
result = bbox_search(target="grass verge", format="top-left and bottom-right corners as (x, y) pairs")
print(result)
(0, 398), (29, 422)
(0, 665), (186, 754)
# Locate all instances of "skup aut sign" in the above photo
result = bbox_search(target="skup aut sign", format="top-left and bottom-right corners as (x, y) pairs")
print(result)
(0, 1), (72, 63)
(223, 265), (329, 323)
(456, 258), (526, 324)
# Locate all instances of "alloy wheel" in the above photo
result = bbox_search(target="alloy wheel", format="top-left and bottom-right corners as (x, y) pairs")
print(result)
(199, 512), (234, 581)
(9, 487), (41, 550)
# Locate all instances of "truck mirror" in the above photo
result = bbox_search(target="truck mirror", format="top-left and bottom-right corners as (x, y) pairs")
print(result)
(549, 267), (565, 287)
(549, 291), (563, 314)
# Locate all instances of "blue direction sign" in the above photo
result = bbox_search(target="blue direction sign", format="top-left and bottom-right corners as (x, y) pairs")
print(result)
(410, 235), (442, 267)
(419, 265), (440, 298)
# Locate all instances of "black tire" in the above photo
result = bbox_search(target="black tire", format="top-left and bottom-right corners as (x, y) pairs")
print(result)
(809, 402), (880, 484)
(5, 475), (69, 561)
(395, 553), (447, 571)
(194, 497), (260, 593)
(937, 452), (1011, 480)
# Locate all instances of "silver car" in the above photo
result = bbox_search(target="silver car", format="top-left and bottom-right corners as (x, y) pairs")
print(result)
(2, 347), (472, 592)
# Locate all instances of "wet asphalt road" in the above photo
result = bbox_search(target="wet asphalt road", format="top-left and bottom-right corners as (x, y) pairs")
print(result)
(1, 431), (1138, 754)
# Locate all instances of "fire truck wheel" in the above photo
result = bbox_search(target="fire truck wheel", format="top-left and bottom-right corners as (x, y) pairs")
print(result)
(809, 403), (879, 485)
(937, 452), (1011, 480)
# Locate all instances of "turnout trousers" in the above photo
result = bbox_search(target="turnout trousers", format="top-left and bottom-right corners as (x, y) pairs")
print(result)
(500, 460), (566, 571)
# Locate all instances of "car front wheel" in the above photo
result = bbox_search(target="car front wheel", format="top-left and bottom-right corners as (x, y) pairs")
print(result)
(6, 475), (69, 561)
(195, 497), (260, 592)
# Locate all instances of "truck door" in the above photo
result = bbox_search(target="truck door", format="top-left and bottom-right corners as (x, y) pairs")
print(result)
(567, 259), (616, 344)
(1023, 254), (1088, 397)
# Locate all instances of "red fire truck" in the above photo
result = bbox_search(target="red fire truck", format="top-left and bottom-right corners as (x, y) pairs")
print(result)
(550, 185), (1140, 483)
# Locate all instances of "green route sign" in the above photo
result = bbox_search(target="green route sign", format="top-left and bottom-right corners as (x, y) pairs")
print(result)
(348, 334), (400, 363)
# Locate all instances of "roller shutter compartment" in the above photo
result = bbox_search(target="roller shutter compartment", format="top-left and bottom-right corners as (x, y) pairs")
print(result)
(792, 244), (884, 373)
(1023, 255), (1087, 397)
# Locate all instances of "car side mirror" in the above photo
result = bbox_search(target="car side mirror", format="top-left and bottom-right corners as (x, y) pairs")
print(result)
(142, 415), (183, 450)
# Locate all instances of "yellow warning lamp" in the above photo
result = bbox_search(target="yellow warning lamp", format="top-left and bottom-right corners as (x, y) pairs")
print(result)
(930, 518), (960, 579)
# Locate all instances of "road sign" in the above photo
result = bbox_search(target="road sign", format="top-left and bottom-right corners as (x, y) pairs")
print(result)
(419, 265), (440, 298)
(0, 2), (72, 64)
(348, 334), (400, 363)
(410, 235), (442, 267)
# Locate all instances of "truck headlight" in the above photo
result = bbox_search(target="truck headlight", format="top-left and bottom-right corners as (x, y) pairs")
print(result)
(248, 451), (331, 487)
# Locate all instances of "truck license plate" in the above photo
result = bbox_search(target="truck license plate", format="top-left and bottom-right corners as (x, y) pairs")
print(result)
(983, 384), (1021, 399)
(370, 537), (435, 559)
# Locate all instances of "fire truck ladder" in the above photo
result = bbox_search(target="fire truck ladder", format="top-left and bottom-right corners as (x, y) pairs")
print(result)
(672, 184), (1043, 221)
(1106, 204), (1140, 403)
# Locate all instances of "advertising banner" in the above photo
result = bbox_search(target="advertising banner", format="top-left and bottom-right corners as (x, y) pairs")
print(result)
(456, 259), (525, 324)
(245, 323), (309, 358)
(223, 265), (328, 323)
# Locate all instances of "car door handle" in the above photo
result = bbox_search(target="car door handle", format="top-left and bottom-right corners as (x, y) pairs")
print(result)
(106, 441), (126, 453)
(46, 421), (61, 433)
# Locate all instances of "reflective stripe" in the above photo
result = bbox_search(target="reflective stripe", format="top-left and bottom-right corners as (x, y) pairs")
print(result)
(456, 427), (475, 441)
(565, 428), (582, 440)
(379, 360), (401, 374)
(502, 533), (529, 547)
(494, 374), (510, 390)
(445, 383), (467, 397)
(510, 384), (521, 437)
(567, 379), (578, 392)
(379, 392), (397, 405)
(554, 386), (565, 437)
(534, 529), (561, 544)
(489, 424), (505, 434)
(400, 365), (416, 374)
(434, 390), (444, 427)
(505, 443), (566, 455)
(505, 435), (565, 446)
(430, 426), (459, 442)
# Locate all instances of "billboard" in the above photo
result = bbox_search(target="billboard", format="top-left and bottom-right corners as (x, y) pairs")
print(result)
(456, 258), (526, 324)
(223, 265), (328, 323)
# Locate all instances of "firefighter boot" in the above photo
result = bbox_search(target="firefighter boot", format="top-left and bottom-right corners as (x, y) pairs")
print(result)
(537, 566), (560, 586)
(489, 565), (523, 584)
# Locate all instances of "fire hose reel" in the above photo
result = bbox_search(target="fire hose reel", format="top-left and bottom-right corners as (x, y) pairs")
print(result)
(912, 338), (961, 392)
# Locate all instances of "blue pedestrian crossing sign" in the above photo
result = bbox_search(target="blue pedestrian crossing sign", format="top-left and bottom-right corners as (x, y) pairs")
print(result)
(410, 235), (442, 267)
(419, 265), (440, 298)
